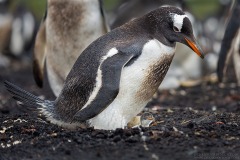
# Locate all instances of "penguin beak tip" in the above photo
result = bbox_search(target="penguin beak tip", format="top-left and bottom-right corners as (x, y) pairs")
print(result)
(184, 37), (204, 59)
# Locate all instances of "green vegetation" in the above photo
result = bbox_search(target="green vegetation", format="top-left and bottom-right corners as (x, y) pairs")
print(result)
(24, 0), (47, 19)
(8, 0), (46, 20)
(186, 0), (221, 20)
(104, 0), (119, 10)
(9, 0), (221, 21)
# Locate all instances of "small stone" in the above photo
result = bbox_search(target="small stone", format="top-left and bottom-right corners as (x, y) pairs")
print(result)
(167, 108), (174, 113)
(131, 128), (140, 135)
(173, 126), (178, 132)
(65, 150), (71, 155)
(125, 136), (139, 143)
(113, 135), (121, 142)
(114, 128), (124, 135)
(212, 106), (217, 111)
(124, 130), (132, 137)
(96, 133), (106, 139)
(187, 122), (194, 129)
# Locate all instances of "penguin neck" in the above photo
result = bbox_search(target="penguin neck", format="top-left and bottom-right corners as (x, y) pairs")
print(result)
(154, 33), (176, 48)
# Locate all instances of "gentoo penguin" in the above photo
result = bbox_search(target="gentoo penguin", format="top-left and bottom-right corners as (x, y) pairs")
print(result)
(217, 0), (240, 85)
(5, 7), (204, 130)
(33, 0), (109, 96)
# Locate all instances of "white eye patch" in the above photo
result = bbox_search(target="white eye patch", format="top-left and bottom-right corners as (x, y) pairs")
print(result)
(171, 14), (188, 32)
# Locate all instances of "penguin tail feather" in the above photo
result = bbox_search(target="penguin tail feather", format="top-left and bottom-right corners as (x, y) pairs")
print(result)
(4, 81), (54, 113)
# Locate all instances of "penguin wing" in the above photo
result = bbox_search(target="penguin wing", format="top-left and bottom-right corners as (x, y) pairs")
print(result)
(73, 51), (136, 122)
(33, 19), (46, 88)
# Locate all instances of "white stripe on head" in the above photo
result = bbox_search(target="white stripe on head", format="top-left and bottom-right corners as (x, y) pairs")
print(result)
(171, 14), (188, 32)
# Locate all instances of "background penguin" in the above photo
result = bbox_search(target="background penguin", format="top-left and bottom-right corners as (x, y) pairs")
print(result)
(0, 0), (12, 52)
(0, 0), (36, 61)
(5, 7), (204, 130)
(33, 0), (109, 97)
(9, 4), (36, 56)
(0, 0), (12, 67)
(108, 0), (184, 29)
(0, 0), (36, 56)
(217, 0), (240, 85)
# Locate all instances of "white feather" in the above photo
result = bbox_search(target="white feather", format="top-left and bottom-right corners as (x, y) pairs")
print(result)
(171, 14), (187, 32)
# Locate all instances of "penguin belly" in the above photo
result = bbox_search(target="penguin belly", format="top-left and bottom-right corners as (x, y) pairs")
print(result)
(88, 39), (175, 130)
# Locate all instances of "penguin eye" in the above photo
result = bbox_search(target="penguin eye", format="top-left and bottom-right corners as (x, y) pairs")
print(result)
(173, 26), (180, 32)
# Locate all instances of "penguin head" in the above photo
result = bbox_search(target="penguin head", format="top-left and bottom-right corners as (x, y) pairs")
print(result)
(147, 7), (204, 59)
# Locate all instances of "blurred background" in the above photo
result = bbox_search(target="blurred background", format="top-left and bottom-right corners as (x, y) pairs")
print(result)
(0, 0), (237, 89)
(4, 0), (231, 21)
(3, 0), (230, 20)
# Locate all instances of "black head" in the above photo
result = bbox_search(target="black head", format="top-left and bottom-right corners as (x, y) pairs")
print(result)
(145, 6), (204, 59)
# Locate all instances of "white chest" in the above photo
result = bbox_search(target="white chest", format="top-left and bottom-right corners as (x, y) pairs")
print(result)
(89, 39), (175, 130)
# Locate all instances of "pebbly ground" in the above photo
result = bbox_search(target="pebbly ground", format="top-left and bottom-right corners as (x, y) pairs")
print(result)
(0, 58), (239, 160)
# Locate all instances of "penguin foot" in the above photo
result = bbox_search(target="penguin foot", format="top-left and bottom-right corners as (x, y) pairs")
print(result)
(127, 116), (141, 128)
(127, 112), (155, 128)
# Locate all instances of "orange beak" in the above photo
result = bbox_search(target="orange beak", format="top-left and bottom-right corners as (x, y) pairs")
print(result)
(185, 37), (204, 59)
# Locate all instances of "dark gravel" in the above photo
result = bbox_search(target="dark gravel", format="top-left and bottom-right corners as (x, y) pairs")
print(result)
(0, 58), (239, 160)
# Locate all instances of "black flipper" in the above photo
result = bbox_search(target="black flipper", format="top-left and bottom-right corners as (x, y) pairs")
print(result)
(73, 51), (136, 122)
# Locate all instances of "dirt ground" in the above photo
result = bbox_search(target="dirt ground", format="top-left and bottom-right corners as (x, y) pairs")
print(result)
(0, 57), (240, 160)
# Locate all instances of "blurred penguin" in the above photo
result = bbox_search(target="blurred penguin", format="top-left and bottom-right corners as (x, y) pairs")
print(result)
(33, 0), (109, 96)
(199, 0), (232, 75)
(217, 0), (240, 85)
(0, 0), (12, 67)
(9, 4), (36, 56)
(110, 0), (184, 29)
(0, 0), (36, 58)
